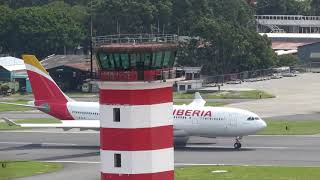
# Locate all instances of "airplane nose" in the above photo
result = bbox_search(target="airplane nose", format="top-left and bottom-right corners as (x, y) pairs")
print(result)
(260, 120), (267, 129)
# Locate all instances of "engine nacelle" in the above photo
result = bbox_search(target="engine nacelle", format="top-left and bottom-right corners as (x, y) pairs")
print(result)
(174, 129), (189, 147)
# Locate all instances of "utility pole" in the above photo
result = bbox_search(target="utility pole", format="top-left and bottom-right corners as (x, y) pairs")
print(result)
(90, 0), (93, 79)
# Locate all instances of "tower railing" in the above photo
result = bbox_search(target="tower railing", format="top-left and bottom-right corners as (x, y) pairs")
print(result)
(92, 34), (178, 47)
(255, 15), (320, 26)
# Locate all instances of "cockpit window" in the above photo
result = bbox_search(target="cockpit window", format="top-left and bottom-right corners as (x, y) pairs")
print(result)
(247, 117), (259, 121)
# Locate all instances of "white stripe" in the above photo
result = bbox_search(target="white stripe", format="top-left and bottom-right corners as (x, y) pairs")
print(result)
(175, 163), (320, 168)
(0, 141), (32, 145)
(98, 81), (173, 90)
(41, 142), (77, 146)
(25, 64), (53, 82)
(0, 141), (78, 146)
(186, 145), (289, 149)
(100, 148), (174, 174)
(44, 160), (100, 164)
(100, 103), (173, 128)
(250, 135), (320, 137)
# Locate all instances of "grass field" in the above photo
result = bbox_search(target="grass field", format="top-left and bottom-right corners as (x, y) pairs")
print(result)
(0, 118), (60, 130)
(174, 101), (227, 106)
(174, 90), (275, 99)
(0, 161), (62, 180)
(175, 165), (320, 180)
(258, 120), (320, 135)
(0, 100), (32, 112)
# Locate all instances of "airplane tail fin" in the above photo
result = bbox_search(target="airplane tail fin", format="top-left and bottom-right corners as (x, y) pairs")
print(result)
(194, 92), (203, 100)
(188, 92), (206, 107)
(22, 55), (73, 103)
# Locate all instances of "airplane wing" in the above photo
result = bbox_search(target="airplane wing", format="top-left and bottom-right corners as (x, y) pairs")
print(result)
(0, 102), (47, 110)
(2, 118), (99, 130)
(188, 92), (206, 107)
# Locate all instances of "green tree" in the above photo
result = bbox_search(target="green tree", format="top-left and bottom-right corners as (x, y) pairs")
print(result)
(256, 0), (311, 15)
(7, 2), (85, 58)
(179, 17), (277, 75)
(257, 0), (289, 14)
(94, 0), (157, 34)
(0, 0), (55, 8)
(277, 54), (299, 67)
(311, 0), (320, 15)
(0, 5), (13, 53)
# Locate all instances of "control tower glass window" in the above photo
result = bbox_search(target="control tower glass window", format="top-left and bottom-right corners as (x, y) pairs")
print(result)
(130, 53), (137, 68)
(163, 51), (171, 68)
(120, 54), (129, 70)
(113, 53), (121, 69)
(144, 53), (151, 68)
(151, 51), (163, 69)
(97, 50), (177, 71)
(98, 53), (114, 70)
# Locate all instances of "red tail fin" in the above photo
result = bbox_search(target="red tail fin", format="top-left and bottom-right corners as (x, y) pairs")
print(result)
(22, 55), (73, 103)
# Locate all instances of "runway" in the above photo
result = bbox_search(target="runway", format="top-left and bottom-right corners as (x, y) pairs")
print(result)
(1, 131), (320, 180)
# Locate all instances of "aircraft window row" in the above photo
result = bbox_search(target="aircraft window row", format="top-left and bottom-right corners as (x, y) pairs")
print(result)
(72, 111), (99, 116)
(204, 117), (224, 121)
(247, 117), (259, 121)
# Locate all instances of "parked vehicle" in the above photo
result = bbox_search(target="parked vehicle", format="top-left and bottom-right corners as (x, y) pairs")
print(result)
(282, 73), (297, 77)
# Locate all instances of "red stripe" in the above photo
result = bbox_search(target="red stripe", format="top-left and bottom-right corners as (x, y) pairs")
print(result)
(27, 70), (68, 103)
(101, 170), (174, 180)
(100, 125), (173, 151)
(100, 87), (172, 105)
(27, 71), (74, 120)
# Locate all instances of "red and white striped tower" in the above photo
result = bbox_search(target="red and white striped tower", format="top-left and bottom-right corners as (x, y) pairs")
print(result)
(95, 34), (178, 180)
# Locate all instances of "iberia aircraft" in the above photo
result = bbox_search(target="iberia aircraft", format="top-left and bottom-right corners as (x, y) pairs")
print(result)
(2, 55), (267, 149)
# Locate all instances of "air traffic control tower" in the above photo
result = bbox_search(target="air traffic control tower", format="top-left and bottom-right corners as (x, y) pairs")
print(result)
(94, 34), (178, 180)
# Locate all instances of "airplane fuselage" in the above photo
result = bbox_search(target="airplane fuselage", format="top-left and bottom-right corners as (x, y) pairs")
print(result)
(61, 101), (266, 138)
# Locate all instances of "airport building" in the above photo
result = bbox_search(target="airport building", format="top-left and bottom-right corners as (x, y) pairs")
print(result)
(298, 42), (320, 71)
(298, 42), (320, 62)
(41, 55), (98, 92)
(0, 56), (32, 93)
(176, 67), (203, 92)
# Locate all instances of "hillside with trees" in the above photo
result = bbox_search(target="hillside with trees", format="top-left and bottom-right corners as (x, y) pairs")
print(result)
(0, 0), (316, 75)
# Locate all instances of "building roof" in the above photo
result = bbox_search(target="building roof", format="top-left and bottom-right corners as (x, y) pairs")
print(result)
(271, 41), (318, 50)
(0, 56), (26, 71)
(41, 55), (98, 72)
(176, 79), (203, 85)
(261, 33), (320, 39)
(297, 41), (320, 48)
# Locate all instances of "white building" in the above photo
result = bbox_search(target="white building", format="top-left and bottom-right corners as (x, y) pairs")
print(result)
(176, 67), (203, 92)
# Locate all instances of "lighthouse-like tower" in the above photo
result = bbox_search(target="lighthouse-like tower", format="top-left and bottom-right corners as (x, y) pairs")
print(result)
(94, 34), (178, 180)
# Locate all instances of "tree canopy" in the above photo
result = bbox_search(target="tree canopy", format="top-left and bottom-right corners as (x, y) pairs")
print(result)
(1, 0), (313, 74)
(256, 0), (315, 15)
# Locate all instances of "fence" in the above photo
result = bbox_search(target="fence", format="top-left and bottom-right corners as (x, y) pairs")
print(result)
(202, 64), (313, 85)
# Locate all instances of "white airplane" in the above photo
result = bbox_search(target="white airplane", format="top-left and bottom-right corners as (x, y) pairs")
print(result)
(2, 55), (267, 149)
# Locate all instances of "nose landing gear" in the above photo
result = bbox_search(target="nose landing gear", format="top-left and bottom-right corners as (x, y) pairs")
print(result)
(234, 136), (242, 149)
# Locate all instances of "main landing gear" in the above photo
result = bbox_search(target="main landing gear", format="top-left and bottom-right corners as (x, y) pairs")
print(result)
(234, 136), (242, 149)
